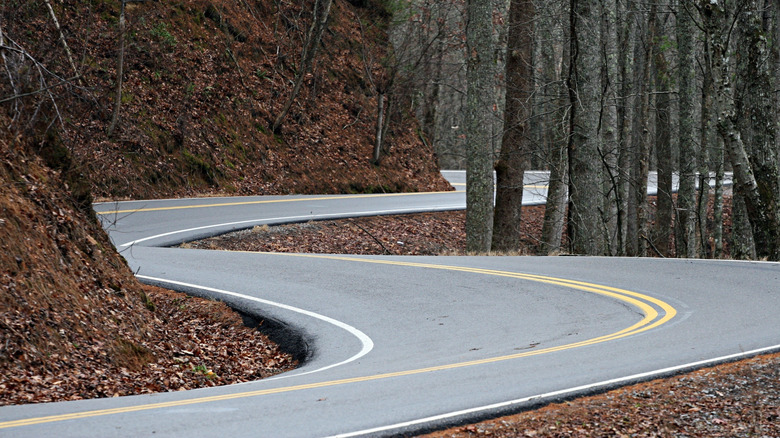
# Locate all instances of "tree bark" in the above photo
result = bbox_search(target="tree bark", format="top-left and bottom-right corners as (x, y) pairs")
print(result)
(538, 0), (569, 255)
(732, 0), (780, 260)
(272, 0), (333, 133)
(697, 25), (714, 257)
(465, 0), (497, 253)
(653, 10), (672, 257)
(44, 0), (79, 79)
(626, 6), (653, 257)
(706, 0), (780, 261)
(676, 3), (697, 258)
(616, 0), (634, 255)
(107, 0), (126, 138)
(599, 0), (620, 254)
(567, 0), (604, 255)
(372, 93), (386, 164)
(731, 192), (757, 259)
(541, 143), (568, 254)
(491, 0), (534, 252)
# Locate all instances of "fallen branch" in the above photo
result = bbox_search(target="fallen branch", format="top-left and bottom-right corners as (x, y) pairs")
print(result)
(0, 75), (81, 104)
(640, 233), (666, 258)
(348, 219), (392, 255)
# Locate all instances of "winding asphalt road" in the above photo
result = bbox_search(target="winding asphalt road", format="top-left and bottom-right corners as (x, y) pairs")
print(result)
(1, 171), (777, 437)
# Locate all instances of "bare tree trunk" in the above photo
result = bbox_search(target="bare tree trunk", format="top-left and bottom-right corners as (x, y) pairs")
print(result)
(372, 93), (386, 164)
(707, 0), (780, 261)
(492, 0), (534, 252)
(731, 192), (757, 259)
(538, 0), (569, 255)
(676, 2), (697, 258)
(567, 0), (604, 255)
(653, 10), (672, 257)
(272, 0), (333, 133)
(465, 0), (497, 252)
(541, 143), (568, 254)
(616, 0), (634, 255)
(599, 0), (619, 254)
(421, 38), (443, 147)
(697, 27), (714, 257)
(44, 0), (79, 79)
(107, 0), (126, 137)
(627, 6), (654, 257)
(732, 0), (780, 260)
(774, 0), (780, 162)
(713, 137), (725, 257)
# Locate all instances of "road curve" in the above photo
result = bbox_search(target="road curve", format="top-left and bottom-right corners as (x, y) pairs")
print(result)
(1, 172), (777, 438)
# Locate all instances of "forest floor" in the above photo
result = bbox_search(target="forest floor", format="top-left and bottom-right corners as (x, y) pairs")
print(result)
(0, 284), (297, 405)
(186, 202), (779, 437)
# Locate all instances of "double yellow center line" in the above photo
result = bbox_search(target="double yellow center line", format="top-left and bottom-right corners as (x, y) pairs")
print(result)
(1, 254), (675, 430)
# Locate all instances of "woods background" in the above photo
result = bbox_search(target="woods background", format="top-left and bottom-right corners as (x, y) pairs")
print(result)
(2, 0), (780, 260)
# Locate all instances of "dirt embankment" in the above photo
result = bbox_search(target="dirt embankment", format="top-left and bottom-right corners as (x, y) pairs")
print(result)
(3, 0), (449, 404)
(0, 139), (297, 405)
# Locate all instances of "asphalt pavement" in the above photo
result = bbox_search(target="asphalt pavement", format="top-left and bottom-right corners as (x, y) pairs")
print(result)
(1, 171), (774, 438)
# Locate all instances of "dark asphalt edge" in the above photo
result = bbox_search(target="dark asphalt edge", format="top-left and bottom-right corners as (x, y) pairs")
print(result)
(136, 276), (313, 367)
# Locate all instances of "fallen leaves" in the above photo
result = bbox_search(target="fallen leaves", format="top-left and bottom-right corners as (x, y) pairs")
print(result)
(419, 355), (780, 438)
(183, 204), (777, 437)
(0, 286), (296, 406)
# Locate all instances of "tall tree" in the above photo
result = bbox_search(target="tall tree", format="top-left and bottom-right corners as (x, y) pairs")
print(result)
(652, 5), (673, 257)
(616, 0), (635, 255)
(538, 0), (569, 255)
(732, 0), (780, 260)
(676, 1), (698, 258)
(705, 0), (780, 261)
(107, 0), (128, 137)
(626, 5), (654, 257)
(465, 0), (498, 252)
(492, 0), (534, 252)
(567, 0), (604, 255)
(697, 8), (726, 258)
(599, 0), (620, 254)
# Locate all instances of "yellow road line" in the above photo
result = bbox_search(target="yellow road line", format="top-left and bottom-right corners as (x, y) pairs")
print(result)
(95, 185), (549, 215)
(95, 191), (458, 215)
(1, 256), (674, 430)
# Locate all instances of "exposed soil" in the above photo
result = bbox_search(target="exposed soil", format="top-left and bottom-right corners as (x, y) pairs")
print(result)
(0, 142), (295, 406)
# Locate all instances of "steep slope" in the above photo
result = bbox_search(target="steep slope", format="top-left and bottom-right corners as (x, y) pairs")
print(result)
(0, 0), (446, 403)
(0, 135), (295, 404)
(3, 0), (449, 199)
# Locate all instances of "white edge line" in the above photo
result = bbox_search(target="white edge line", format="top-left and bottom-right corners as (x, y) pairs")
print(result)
(118, 207), (463, 247)
(135, 275), (374, 380)
(326, 343), (780, 438)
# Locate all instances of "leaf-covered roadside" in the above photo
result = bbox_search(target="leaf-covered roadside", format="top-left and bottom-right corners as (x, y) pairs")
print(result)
(184, 198), (780, 437)
(184, 210), (475, 255)
(421, 353), (780, 438)
(0, 285), (295, 405)
(0, 140), (295, 406)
